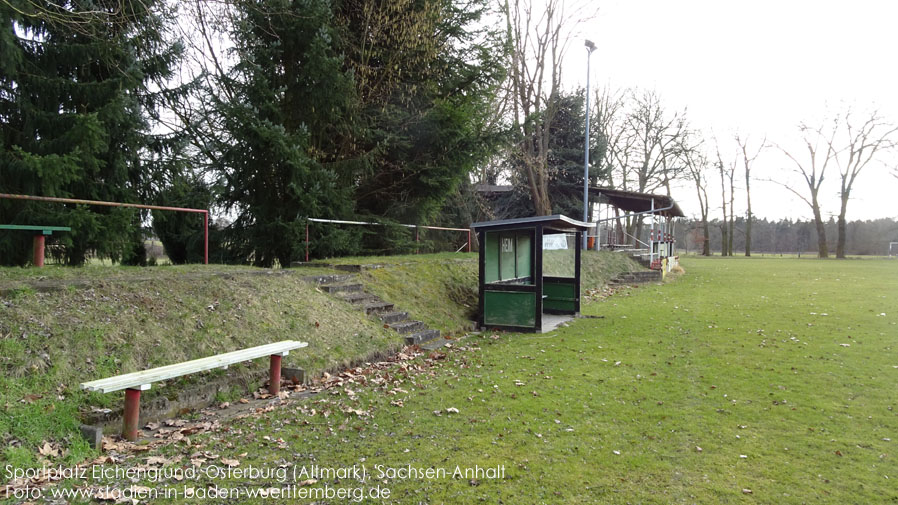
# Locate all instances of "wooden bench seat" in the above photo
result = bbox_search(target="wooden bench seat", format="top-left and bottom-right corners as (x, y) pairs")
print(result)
(80, 340), (308, 440)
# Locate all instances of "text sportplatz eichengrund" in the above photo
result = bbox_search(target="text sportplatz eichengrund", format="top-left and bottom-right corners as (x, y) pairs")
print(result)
(5, 463), (506, 502)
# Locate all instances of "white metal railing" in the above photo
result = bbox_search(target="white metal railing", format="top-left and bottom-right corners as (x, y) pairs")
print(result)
(621, 231), (650, 250)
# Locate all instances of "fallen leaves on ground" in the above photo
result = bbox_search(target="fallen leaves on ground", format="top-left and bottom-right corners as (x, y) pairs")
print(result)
(8, 343), (479, 498)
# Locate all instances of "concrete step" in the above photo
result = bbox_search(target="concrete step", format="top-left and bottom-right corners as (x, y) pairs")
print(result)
(630, 256), (652, 268)
(300, 274), (357, 285)
(334, 291), (376, 303)
(389, 320), (425, 335)
(333, 264), (384, 273)
(611, 270), (662, 284)
(379, 311), (409, 324)
(363, 301), (394, 315)
(321, 282), (363, 294)
(339, 292), (379, 304)
(405, 329), (441, 346)
(615, 273), (660, 279)
(420, 337), (450, 351)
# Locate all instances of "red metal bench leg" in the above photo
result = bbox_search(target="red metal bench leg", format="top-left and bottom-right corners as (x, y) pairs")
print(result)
(33, 234), (45, 267)
(269, 354), (282, 395)
(123, 388), (141, 441)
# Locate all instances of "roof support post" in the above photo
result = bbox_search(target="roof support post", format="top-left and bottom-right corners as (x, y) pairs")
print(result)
(534, 225), (544, 332)
(477, 230), (485, 330)
(649, 198), (655, 266)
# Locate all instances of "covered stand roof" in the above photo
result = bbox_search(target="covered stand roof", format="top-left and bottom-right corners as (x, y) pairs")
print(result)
(589, 187), (685, 218)
(471, 214), (591, 233)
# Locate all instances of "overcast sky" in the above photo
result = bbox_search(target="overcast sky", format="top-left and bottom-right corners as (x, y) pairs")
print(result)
(564, 0), (898, 221)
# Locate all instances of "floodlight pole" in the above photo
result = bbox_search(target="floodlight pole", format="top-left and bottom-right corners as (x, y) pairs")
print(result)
(583, 39), (596, 250)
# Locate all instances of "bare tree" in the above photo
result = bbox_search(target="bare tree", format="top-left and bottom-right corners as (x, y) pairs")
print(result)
(589, 87), (689, 244)
(776, 121), (838, 258)
(505, 0), (578, 215)
(623, 89), (688, 238)
(592, 87), (632, 241)
(683, 143), (711, 255)
(714, 140), (736, 256)
(828, 109), (898, 258)
(625, 89), (688, 195)
(728, 158), (735, 255)
(591, 87), (627, 188)
(736, 134), (764, 256)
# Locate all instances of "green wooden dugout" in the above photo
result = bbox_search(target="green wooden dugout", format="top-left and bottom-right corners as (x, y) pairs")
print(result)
(472, 215), (591, 332)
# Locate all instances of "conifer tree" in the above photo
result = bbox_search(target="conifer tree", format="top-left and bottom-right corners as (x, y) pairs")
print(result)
(0, 0), (182, 265)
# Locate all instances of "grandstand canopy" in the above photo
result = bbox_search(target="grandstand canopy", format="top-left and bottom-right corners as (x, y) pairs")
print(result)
(589, 187), (685, 218)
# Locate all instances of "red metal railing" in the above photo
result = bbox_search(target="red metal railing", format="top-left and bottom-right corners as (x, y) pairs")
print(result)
(0, 193), (209, 264)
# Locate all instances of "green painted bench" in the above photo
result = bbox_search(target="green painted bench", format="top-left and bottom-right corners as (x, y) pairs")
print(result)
(0, 224), (71, 267)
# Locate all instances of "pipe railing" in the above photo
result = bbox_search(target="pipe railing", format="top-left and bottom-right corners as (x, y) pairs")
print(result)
(621, 231), (651, 250)
(305, 218), (471, 261)
(0, 193), (209, 264)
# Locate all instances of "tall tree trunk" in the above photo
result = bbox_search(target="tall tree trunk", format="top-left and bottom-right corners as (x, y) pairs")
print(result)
(702, 219), (710, 256)
(719, 167), (728, 256)
(524, 161), (552, 216)
(728, 216), (734, 256)
(614, 208), (624, 245)
(745, 174), (752, 256)
(811, 191), (829, 258)
(728, 176), (735, 256)
(634, 217), (644, 250)
(836, 192), (849, 258)
(538, 172), (552, 215)
(720, 224), (728, 256)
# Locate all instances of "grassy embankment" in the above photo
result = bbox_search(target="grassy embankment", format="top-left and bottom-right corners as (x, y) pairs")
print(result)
(54, 256), (896, 504)
(337, 251), (639, 333)
(0, 252), (641, 472)
(0, 264), (395, 468)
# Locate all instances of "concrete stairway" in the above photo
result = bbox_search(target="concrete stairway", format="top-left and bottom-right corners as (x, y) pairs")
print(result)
(302, 274), (442, 346)
(609, 270), (662, 285)
(630, 255), (652, 269)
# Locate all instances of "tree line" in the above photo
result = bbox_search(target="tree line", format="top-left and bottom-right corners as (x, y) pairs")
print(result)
(2, 0), (895, 266)
(678, 217), (898, 257)
(484, 72), (898, 260)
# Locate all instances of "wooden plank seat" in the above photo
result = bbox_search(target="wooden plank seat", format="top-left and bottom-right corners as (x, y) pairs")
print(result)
(80, 340), (307, 440)
(0, 224), (71, 267)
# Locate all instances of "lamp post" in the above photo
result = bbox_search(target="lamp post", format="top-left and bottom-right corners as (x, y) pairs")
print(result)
(583, 39), (596, 250)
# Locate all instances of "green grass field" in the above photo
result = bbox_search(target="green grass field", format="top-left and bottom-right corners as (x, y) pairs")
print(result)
(24, 256), (892, 504)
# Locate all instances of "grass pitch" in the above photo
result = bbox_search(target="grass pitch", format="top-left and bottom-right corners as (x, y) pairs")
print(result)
(57, 256), (894, 504)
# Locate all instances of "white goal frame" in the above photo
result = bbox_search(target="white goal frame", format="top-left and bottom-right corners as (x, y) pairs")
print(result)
(889, 242), (898, 258)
